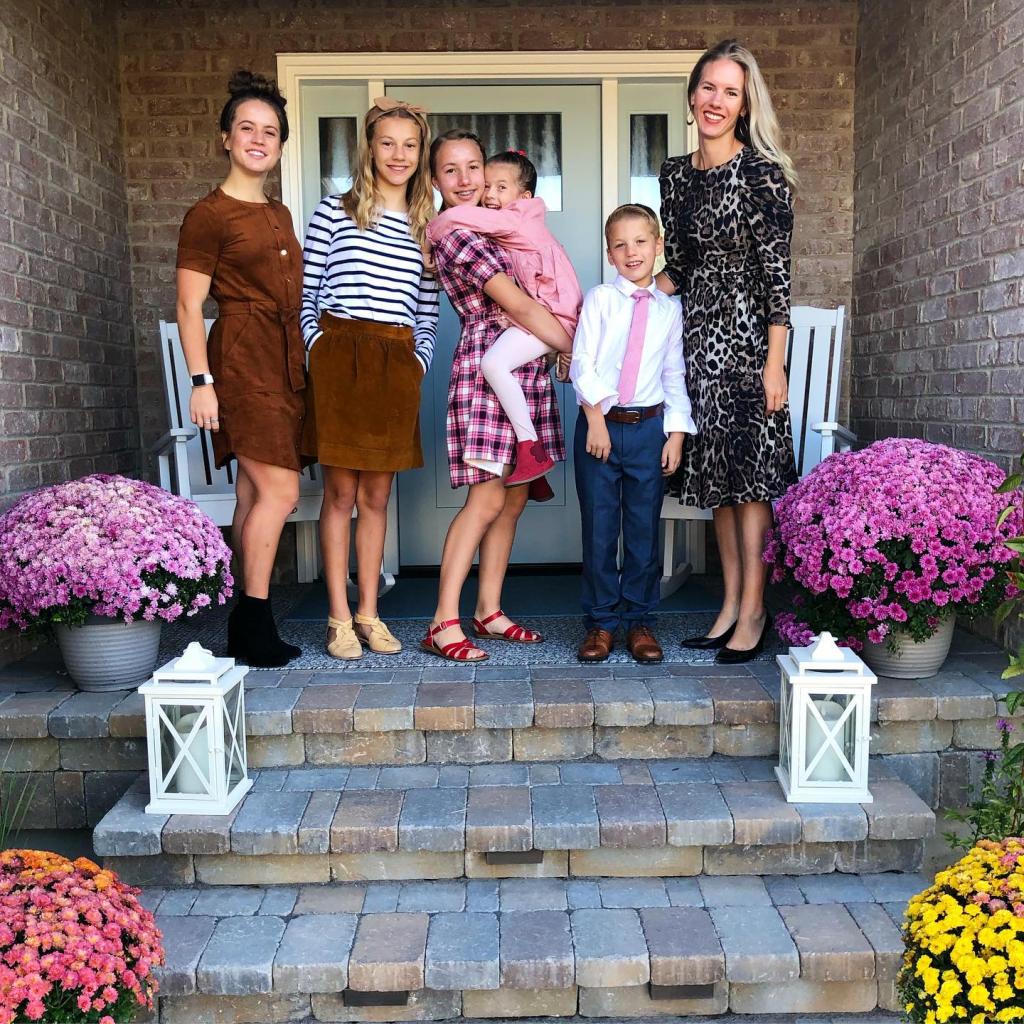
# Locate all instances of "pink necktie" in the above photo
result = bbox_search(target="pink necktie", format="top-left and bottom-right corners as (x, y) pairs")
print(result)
(617, 289), (651, 406)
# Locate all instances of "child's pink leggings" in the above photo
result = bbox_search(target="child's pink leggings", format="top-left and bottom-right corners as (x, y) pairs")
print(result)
(480, 326), (554, 444)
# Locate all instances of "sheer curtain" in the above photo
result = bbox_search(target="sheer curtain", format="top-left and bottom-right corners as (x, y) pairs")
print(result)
(319, 117), (358, 198)
(629, 114), (668, 214)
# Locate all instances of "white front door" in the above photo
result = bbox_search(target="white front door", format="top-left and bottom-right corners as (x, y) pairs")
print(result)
(393, 84), (602, 567)
(286, 60), (694, 572)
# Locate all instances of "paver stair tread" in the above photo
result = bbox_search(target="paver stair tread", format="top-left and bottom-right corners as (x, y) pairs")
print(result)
(6, 663), (1001, 739)
(148, 873), (917, 997)
(93, 759), (934, 857)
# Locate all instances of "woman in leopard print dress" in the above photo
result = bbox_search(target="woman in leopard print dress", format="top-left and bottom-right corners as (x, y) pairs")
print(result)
(657, 40), (799, 664)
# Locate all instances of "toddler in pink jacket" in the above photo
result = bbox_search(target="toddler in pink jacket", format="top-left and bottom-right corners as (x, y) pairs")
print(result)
(427, 151), (583, 487)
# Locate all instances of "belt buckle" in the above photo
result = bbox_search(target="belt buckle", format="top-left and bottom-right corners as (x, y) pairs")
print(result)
(623, 409), (641, 424)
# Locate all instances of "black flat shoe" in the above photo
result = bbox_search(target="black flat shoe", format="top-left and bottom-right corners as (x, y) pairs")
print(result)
(681, 620), (737, 650)
(715, 613), (773, 665)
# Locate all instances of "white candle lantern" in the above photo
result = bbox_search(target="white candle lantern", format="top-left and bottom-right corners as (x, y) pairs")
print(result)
(140, 642), (251, 815)
(776, 632), (876, 803)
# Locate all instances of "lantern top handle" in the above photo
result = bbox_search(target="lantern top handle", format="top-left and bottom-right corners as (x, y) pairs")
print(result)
(809, 632), (844, 662)
(175, 642), (219, 672)
(781, 630), (877, 681)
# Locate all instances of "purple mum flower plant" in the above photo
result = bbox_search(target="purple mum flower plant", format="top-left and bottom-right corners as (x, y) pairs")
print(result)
(0, 474), (233, 632)
(763, 439), (1023, 649)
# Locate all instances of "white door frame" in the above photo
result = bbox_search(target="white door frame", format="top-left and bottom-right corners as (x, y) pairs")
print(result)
(276, 51), (700, 241)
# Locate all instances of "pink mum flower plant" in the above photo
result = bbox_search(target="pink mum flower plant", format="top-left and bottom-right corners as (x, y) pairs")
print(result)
(0, 474), (233, 633)
(0, 850), (163, 1023)
(764, 439), (1022, 649)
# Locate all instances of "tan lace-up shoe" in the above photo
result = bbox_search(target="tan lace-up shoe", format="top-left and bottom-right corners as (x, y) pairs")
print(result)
(354, 614), (402, 655)
(326, 616), (362, 660)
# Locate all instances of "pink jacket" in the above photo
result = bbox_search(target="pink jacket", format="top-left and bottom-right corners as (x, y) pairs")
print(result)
(426, 198), (583, 336)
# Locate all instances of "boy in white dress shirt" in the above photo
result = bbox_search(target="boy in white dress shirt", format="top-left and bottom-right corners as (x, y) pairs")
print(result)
(569, 204), (697, 663)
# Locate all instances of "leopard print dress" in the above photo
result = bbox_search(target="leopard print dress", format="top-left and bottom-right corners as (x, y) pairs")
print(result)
(660, 147), (798, 508)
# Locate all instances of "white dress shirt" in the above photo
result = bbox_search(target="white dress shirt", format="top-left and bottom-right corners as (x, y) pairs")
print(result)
(569, 275), (697, 436)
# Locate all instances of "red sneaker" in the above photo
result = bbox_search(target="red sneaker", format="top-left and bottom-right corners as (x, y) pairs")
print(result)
(528, 476), (554, 502)
(505, 440), (555, 487)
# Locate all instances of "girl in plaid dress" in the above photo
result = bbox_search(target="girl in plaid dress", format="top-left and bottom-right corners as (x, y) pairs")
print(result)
(422, 130), (572, 663)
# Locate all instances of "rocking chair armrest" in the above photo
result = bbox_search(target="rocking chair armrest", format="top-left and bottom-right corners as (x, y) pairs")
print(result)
(812, 421), (858, 447)
(150, 426), (197, 455)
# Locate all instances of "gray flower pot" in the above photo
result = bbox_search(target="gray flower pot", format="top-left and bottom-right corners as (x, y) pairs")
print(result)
(860, 614), (955, 680)
(53, 616), (163, 691)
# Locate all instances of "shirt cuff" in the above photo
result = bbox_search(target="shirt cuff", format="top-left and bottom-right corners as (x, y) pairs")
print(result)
(414, 353), (428, 375)
(305, 329), (323, 352)
(571, 373), (618, 413)
(663, 410), (698, 435)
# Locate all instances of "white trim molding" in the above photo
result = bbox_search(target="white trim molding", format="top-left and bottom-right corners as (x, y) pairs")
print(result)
(276, 50), (701, 230)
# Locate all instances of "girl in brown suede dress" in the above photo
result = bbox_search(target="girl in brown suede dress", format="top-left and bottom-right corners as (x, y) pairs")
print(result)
(176, 70), (305, 668)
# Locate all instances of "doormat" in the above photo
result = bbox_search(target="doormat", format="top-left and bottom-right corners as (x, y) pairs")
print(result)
(160, 611), (780, 670)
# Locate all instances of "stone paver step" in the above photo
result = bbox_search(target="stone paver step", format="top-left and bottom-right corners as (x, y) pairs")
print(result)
(145, 874), (916, 1017)
(94, 759), (934, 863)
(3, 662), (1002, 771)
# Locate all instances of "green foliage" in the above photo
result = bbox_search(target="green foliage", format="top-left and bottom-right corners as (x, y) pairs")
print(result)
(0, 753), (38, 850)
(944, 720), (1024, 850)
(944, 450), (1024, 850)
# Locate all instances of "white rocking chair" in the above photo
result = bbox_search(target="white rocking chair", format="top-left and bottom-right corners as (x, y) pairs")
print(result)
(660, 305), (856, 596)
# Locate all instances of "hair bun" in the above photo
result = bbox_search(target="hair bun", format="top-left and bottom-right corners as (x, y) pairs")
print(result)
(227, 70), (286, 107)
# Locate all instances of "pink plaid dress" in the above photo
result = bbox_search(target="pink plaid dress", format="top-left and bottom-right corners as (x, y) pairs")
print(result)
(434, 228), (566, 489)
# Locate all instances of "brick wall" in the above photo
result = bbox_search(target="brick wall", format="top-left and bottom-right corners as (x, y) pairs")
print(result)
(852, 0), (1024, 464)
(117, 0), (857, 447)
(0, 0), (137, 503)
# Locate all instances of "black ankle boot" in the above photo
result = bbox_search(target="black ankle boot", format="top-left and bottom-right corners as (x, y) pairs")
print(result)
(226, 594), (300, 668)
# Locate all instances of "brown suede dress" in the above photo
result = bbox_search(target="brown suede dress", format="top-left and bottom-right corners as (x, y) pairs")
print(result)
(176, 188), (309, 472)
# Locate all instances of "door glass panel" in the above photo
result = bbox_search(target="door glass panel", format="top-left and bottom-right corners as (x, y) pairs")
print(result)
(629, 113), (668, 212)
(319, 116), (358, 197)
(428, 113), (563, 211)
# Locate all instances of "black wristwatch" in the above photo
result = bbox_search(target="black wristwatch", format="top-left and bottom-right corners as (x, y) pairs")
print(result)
(191, 373), (215, 387)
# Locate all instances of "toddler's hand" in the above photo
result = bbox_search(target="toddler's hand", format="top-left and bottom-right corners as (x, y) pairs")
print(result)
(661, 433), (684, 476)
(587, 423), (612, 463)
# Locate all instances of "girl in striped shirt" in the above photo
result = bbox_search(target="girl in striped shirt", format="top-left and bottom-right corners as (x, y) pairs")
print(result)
(300, 98), (439, 660)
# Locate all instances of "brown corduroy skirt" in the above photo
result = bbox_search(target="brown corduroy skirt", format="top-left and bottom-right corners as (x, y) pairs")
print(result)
(301, 312), (424, 472)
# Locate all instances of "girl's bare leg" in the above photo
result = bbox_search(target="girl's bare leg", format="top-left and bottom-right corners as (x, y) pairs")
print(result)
(354, 471), (395, 618)
(474, 482), (529, 631)
(430, 476), (508, 651)
(320, 466), (359, 621)
(234, 456), (300, 598)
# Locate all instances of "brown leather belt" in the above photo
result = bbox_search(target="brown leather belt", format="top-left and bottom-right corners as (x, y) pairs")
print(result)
(605, 403), (663, 425)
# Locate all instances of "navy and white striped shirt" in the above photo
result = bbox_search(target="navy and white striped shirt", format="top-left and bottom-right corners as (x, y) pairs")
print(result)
(300, 197), (440, 372)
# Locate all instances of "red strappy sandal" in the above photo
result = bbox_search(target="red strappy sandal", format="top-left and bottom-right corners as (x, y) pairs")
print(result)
(420, 618), (489, 662)
(472, 609), (544, 644)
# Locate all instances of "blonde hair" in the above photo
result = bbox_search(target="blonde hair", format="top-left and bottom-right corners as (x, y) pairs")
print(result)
(689, 39), (799, 191)
(605, 203), (660, 244)
(342, 104), (435, 246)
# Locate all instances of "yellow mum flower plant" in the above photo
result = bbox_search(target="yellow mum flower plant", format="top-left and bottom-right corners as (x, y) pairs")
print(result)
(900, 838), (1024, 1023)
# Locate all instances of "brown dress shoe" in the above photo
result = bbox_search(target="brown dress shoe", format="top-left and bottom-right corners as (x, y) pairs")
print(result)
(627, 625), (663, 664)
(578, 627), (614, 662)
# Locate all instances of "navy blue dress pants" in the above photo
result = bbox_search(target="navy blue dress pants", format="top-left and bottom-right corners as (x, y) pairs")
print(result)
(574, 409), (664, 632)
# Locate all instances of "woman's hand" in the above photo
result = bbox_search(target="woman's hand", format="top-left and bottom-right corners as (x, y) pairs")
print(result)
(763, 361), (788, 415)
(190, 385), (220, 432)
